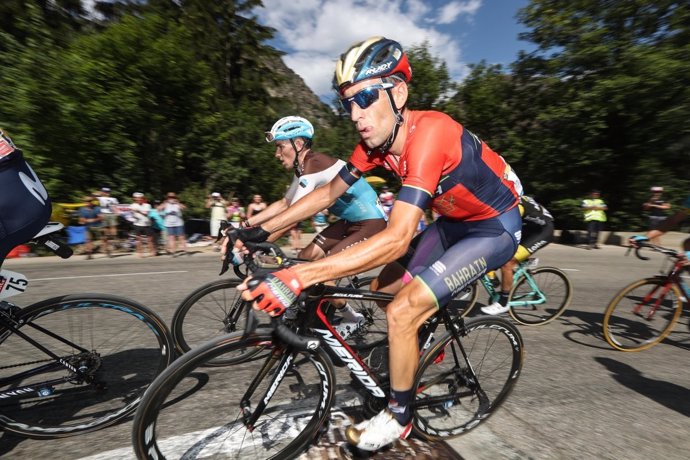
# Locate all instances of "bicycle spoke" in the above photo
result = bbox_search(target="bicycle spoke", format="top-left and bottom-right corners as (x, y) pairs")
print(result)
(0, 295), (172, 438)
(413, 317), (523, 440)
(133, 334), (334, 459)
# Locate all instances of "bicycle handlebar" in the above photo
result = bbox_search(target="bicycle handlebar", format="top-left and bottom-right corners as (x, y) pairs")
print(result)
(626, 240), (679, 261)
(29, 223), (73, 259)
(222, 230), (321, 351)
(273, 319), (321, 351)
(217, 220), (291, 276)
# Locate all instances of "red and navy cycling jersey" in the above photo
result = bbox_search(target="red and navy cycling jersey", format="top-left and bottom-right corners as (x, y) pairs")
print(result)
(348, 111), (522, 221)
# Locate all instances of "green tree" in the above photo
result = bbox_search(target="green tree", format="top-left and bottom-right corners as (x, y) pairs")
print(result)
(511, 0), (690, 229)
(452, 62), (515, 155)
(406, 41), (458, 115)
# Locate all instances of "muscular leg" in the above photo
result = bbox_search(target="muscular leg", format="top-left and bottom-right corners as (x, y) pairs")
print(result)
(371, 262), (406, 295)
(500, 258), (518, 293)
(386, 278), (438, 390)
(297, 243), (325, 261)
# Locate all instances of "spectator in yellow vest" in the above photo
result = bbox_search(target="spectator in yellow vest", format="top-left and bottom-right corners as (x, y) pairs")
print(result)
(582, 190), (608, 249)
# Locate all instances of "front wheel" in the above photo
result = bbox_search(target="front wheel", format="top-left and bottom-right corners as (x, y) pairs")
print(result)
(509, 267), (572, 325)
(603, 277), (682, 352)
(0, 294), (173, 438)
(132, 332), (336, 460)
(171, 278), (266, 365)
(412, 316), (523, 440)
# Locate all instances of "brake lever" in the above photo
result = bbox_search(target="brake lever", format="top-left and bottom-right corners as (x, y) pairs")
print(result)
(219, 248), (232, 276)
(635, 246), (650, 261)
(241, 307), (260, 341)
(216, 220), (230, 243)
(219, 224), (245, 276)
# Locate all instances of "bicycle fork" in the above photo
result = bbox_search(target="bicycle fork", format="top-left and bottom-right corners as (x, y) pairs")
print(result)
(239, 346), (296, 430)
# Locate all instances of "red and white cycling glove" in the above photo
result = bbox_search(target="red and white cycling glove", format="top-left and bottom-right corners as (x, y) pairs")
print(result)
(246, 269), (304, 317)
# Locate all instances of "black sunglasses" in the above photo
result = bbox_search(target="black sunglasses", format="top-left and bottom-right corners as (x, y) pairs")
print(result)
(340, 83), (394, 114)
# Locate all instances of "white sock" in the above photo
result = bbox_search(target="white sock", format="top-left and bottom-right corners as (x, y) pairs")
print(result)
(338, 303), (363, 322)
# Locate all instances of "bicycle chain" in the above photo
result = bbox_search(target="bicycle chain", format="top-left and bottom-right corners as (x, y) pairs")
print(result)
(0, 357), (54, 370)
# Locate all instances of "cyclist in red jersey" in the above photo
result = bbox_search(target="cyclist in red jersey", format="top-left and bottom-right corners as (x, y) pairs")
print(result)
(236, 36), (523, 452)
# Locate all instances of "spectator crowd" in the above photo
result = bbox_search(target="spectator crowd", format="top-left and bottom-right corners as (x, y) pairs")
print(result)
(38, 183), (679, 261)
(67, 189), (274, 259)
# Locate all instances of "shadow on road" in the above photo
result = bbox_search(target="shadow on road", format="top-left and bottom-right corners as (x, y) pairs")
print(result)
(595, 357), (690, 417)
(557, 307), (690, 352)
(0, 432), (23, 457)
(556, 308), (612, 350)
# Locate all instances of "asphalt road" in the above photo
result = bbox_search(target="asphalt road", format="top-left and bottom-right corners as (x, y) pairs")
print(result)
(1, 241), (688, 459)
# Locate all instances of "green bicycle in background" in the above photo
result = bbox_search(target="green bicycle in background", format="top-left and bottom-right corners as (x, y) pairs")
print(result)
(455, 258), (573, 325)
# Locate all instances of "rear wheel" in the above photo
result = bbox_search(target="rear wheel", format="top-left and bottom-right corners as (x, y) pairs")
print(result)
(0, 294), (173, 438)
(603, 277), (682, 351)
(509, 267), (572, 325)
(132, 332), (336, 460)
(412, 316), (523, 439)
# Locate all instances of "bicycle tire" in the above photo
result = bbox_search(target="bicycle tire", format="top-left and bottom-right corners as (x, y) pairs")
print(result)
(412, 316), (523, 439)
(603, 277), (682, 352)
(508, 267), (572, 325)
(132, 331), (336, 460)
(0, 293), (173, 438)
(171, 278), (267, 365)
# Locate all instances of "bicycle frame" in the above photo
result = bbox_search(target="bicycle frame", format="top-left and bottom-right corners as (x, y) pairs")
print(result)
(635, 259), (688, 320)
(239, 282), (474, 429)
(479, 263), (546, 308)
(0, 310), (95, 399)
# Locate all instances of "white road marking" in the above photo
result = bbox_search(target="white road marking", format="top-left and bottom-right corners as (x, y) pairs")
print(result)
(77, 410), (355, 460)
(32, 271), (188, 281)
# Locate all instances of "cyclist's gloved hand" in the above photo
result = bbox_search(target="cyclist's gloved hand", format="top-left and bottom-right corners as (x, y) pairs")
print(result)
(629, 235), (648, 247)
(231, 226), (270, 244)
(245, 269), (303, 317)
(229, 248), (243, 266)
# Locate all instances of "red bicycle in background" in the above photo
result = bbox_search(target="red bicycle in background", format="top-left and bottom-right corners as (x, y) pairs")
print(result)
(603, 241), (689, 352)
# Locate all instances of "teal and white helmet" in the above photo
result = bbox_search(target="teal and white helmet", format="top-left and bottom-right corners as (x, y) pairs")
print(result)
(265, 116), (314, 142)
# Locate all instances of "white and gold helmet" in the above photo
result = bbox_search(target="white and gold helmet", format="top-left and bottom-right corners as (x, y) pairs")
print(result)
(333, 36), (411, 93)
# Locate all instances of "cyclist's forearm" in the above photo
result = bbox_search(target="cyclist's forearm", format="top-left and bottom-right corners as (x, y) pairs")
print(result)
(263, 179), (346, 234)
(293, 204), (420, 286)
(248, 199), (287, 227)
(267, 226), (290, 243)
